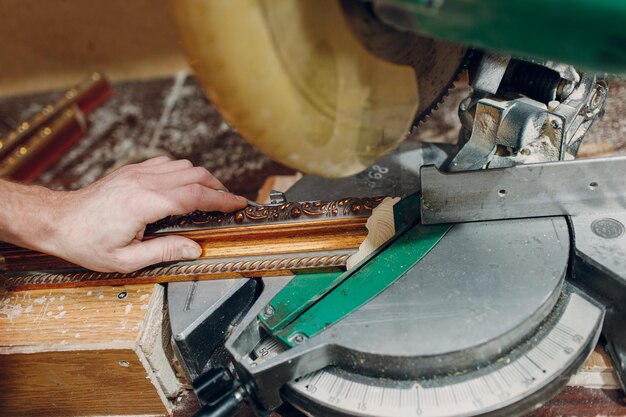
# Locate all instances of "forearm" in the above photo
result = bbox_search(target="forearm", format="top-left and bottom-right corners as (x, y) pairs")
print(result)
(0, 179), (62, 253)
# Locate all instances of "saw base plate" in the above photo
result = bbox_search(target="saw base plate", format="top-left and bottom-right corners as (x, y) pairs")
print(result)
(168, 143), (608, 416)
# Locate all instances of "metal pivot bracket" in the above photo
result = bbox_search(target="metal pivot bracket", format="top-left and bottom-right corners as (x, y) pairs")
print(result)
(450, 55), (607, 171)
(420, 156), (626, 225)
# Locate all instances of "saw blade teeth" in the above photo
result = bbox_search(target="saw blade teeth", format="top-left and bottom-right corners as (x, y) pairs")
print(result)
(411, 48), (477, 129)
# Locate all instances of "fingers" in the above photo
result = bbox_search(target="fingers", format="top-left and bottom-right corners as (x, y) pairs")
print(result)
(136, 156), (172, 167)
(140, 185), (247, 224)
(150, 166), (227, 191)
(115, 157), (193, 175)
(101, 157), (249, 228)
(139, 159), (194, 174)
(117, 159), (228, 192)
(112, 236), (202, 273)
(165, 185), (248, 216)
(55, 156), (248, 273)
(97, 156), (176, 184)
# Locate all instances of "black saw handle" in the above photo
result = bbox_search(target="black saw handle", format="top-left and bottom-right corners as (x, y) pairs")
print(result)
(193, 391), (245, 417)
(192, 368), (247, 417)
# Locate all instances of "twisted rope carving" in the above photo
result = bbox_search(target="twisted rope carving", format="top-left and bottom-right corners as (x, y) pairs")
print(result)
(1, 253), (351, 290)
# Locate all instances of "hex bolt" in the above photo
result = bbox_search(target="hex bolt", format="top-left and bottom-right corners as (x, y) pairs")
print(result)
(589, 84), (608, 111)
(585, 82), (608, 118)
(263, 305), (275, 317)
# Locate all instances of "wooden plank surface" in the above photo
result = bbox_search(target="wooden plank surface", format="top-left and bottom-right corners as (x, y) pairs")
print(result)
(0, 350), (167, 416)
(0, 284), (153, 351)
(0, 284), (181, 416)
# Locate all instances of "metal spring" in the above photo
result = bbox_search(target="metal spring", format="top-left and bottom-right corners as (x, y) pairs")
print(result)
(504, 60), (562, 103)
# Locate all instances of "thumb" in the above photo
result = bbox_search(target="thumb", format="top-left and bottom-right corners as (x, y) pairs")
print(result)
(114, 236), (202, 272)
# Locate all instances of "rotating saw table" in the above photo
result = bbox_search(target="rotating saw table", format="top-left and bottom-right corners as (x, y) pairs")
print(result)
(169, 141), (626, 417)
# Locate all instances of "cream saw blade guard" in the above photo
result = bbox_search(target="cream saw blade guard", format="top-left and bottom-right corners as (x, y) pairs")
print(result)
(170, 0), (465, 177)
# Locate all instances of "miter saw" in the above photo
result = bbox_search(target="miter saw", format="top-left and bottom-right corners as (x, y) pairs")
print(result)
(165, 1), (626, 416)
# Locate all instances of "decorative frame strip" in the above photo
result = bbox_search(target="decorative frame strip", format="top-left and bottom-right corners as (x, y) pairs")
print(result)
(0, 197), (387, 291)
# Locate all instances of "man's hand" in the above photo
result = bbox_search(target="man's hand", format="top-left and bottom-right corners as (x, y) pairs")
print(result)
(0, 157), (248, 273)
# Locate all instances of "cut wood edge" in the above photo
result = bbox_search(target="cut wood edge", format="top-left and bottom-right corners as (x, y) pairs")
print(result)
(346, 197), (401, 270)
(136, 284), (185, 414)
(0, 341), (137, 355)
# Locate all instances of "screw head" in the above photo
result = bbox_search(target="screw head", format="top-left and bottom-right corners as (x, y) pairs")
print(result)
(117, 291), (127, 300)
(293, 333), (306, 344)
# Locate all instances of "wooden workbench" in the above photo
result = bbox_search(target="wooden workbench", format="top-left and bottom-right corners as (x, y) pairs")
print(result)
(1, 75), (625, 416)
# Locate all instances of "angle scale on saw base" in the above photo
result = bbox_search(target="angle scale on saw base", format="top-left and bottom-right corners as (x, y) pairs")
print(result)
(165, 1), (626, 416)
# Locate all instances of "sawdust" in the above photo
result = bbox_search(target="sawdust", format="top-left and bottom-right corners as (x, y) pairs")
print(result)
(0, 75), (292, 199)
(0, 300), (23, 320)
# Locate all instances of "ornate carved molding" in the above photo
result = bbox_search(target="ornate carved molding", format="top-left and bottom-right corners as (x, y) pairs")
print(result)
(146, 196), (384, 233)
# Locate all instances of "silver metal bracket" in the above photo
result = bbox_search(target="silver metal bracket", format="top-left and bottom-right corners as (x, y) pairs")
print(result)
(269, 190), (287, 204)
(421, 156), (626, 224)
(450, 56), (607, 171)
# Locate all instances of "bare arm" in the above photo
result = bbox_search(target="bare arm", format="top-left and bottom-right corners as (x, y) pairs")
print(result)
(0, 157), (248, 273)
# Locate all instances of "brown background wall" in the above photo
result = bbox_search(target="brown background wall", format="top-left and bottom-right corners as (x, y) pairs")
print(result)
(0, 0), (188, 96)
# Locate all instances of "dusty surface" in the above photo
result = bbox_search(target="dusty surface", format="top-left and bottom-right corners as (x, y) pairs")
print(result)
(0, 74), (294, 199)
(0, 285), (152, 350)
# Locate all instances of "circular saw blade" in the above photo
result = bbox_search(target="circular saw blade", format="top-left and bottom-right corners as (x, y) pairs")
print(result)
(171, 0), (467, 177)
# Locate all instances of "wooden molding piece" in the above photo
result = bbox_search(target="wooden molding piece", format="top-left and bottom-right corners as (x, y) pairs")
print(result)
(0, 72), (112, 182)
(1, 197), (388, 291)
